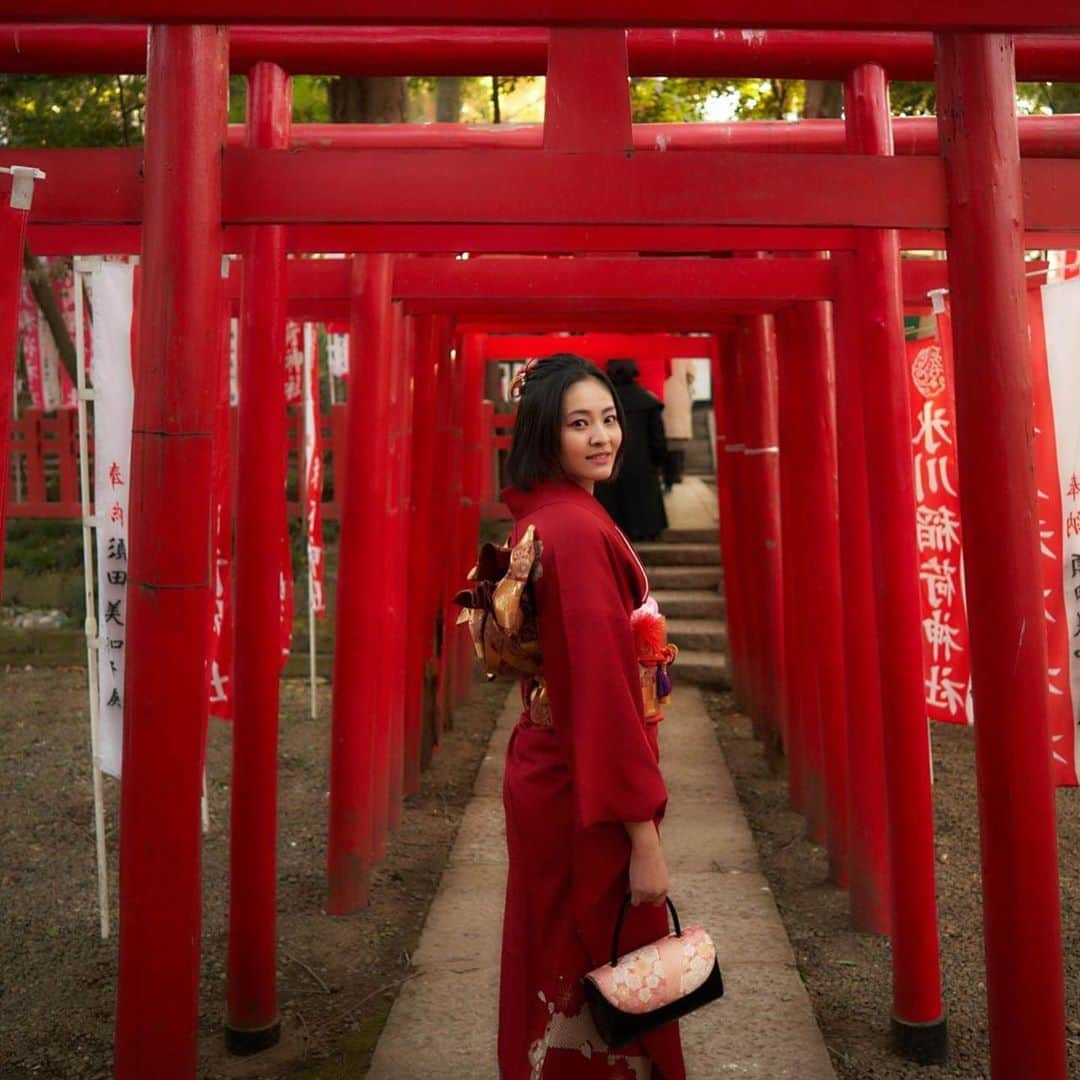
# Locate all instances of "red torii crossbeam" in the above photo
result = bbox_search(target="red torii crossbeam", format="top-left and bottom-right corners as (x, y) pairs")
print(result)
(3, 25), (1080, 81)
(9, 3), (1080, 29)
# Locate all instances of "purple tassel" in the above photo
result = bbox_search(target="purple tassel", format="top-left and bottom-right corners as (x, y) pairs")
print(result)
(656, 666), (672, 698)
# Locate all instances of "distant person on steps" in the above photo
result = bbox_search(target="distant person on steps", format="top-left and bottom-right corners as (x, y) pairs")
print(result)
(661, 357), (695, 493)
(595, 358), (669, 541)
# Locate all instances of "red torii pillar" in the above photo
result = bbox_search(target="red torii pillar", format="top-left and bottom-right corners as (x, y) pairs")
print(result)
(837, 64), (895, 938)
(733, 313), (784, 746)
(115, 25), (227, 1080)
(404, 314), (444, 791)
(936, 34), (1066, 1078)
(370, 301), (404, 849)
(832, 79), (892, 933)
(454, 332), (487, 700)
(432, 330), (459, 739)
(708, 339), (744, 707)
(727, 326), (762, 726)
(384, 304), (414, 830)
(327, 253), (393, 913)
(776, 298), (847, 876)
(843, 67), (946, 1064)
(226, 59), (291, 1054)
(448, 333), (473, 711)
(716, 335), (751, 713)
(775, 321), (806, 813)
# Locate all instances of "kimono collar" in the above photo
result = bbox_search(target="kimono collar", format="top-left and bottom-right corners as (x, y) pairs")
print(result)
(501, 478), (650, 605)
(501, 477), (607, 523)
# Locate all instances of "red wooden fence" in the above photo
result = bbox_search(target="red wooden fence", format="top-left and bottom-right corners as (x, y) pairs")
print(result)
(5, 403), (504, 521)
(6, 405), (349, 521)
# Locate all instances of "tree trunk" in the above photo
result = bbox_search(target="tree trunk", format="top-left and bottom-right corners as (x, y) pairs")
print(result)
(23, 245), (78, 385)
(328, 76), (408, 123)
(435, 77), (463, 123)
(803, 80), (843, 119)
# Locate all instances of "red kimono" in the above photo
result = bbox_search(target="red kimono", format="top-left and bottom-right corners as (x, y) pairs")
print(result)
(498, 478), (685, 1080)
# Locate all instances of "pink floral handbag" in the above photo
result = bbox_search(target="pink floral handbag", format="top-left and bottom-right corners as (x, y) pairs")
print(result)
(583, 896), (724, 1048)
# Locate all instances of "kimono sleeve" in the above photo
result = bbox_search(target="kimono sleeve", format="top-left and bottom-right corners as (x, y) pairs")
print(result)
(534, 515), (668, 829)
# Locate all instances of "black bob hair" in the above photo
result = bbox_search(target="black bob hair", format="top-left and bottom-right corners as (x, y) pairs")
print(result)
(505, 352), (626, 491)
(606, 357), (640, 385)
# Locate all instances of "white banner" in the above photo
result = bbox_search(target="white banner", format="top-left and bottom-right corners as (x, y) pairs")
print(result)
(327, 331), (349, 378)
(1040, 276), (1080, 785)
(91, 262), (134, 779)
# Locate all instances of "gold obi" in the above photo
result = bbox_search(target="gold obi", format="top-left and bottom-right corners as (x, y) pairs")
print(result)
(523, 676), (553, 727)
(455, 526), (678, 723)
(455, 525), (543, 680)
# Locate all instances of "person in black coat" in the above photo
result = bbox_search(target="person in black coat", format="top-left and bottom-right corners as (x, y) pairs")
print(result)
(595, 358), (669, 541)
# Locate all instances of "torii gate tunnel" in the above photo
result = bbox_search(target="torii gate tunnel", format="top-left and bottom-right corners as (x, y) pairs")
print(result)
(0, 9), (1076, 1080)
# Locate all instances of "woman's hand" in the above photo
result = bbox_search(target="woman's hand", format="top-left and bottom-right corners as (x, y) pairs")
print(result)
(625, 821), (669, 907)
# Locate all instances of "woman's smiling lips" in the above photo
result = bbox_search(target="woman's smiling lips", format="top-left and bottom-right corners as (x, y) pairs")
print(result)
(587, 451), (612, 465)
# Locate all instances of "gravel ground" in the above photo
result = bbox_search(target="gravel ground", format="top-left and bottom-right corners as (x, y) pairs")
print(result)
(0, 664), (507, 1080)
(704, 690), (1080, 1079)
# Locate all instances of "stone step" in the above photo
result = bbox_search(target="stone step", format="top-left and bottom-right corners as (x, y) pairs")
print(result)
(647, 564), (724, 590)
(652, 588), (726, 619)
(667, 617), (728, 653)
(672, 649), (729, 688)
(661, 527), (717, 544)
(635, 542), (721, 567)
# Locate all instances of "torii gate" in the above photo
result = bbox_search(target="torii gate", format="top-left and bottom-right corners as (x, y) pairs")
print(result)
(0, 9), (1073, 1080)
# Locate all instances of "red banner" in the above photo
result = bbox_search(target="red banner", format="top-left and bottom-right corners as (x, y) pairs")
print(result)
(284, 319), (304, 405)
(908, 323), (973, 724)
(0, 169), (40, 598)
(16, 257), (87, 411)
(208, 303), (234, 721)
(304, 325), (327, 617)
(1029, 282), (1080, 786)
(280, 525), (294, 669)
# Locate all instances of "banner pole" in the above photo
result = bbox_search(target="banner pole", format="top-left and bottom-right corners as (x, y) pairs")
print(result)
(73, 257), (109, 941)
(304, 323), (318, 721)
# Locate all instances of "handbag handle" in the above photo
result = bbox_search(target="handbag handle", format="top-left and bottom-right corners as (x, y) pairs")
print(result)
(609, 894), (682, 967)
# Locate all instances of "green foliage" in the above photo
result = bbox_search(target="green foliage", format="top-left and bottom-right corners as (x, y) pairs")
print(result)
(888, 82), (936, 117)
(1017, 82), (1080, 115)
(717, 78), (804, 120)
(0, 75), (145, 147)
(228, 74), (331, 124)
(629, 78), (723, 122)
(3, 520), (83, 573)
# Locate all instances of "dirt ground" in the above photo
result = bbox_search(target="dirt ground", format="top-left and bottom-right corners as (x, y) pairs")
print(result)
(0, 663), (507, 1080)
(704, 690), (1080, 1080)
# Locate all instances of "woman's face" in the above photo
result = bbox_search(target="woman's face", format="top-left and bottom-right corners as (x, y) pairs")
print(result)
(559, 378), (622, 493)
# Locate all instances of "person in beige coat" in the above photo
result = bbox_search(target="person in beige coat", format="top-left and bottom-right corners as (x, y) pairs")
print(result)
(661, 357), (695, 491)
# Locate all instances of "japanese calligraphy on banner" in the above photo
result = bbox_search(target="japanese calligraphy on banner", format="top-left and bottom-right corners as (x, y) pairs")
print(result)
(280, 526), (294, 667)
(284, 320), (304, 405)
(326, 330), (349, 379)
(90, 261), (134, 778)
(208, 314), (234, 721)
(908, 326), (973, 724)
(1031, 279), (1080, 787)
(303, 324), (327, 617)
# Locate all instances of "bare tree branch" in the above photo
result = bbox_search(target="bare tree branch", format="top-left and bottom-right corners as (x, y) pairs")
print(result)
(22, 244), (78, 386)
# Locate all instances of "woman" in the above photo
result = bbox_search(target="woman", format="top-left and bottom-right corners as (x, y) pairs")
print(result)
(498, 353), (684, 1079)
(594, 359), (668, 541)
(660, 357), (696, 492)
